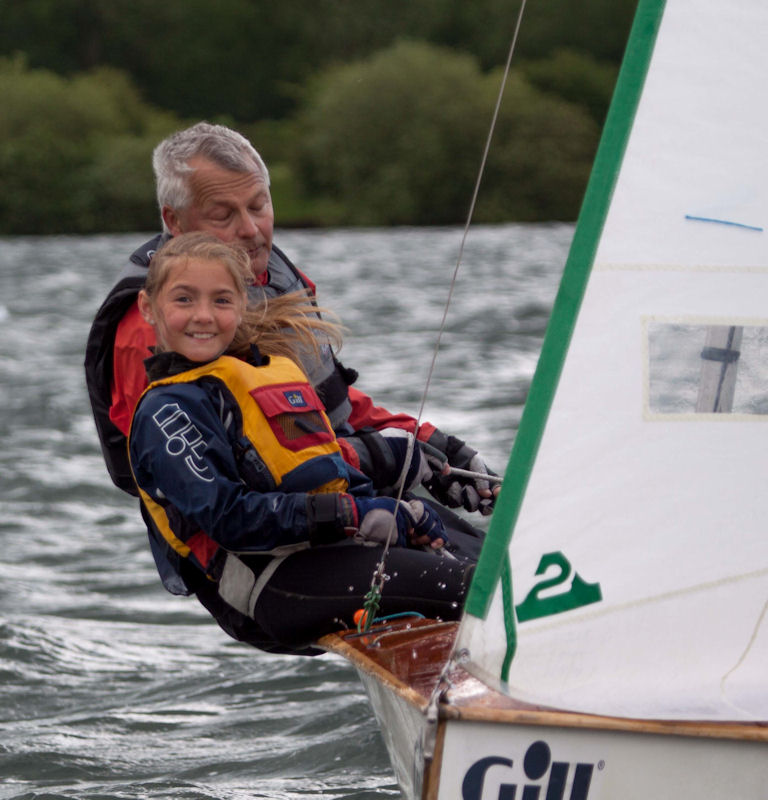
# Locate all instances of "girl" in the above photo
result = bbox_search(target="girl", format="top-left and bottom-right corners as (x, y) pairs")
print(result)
(129, 233), (473, 654)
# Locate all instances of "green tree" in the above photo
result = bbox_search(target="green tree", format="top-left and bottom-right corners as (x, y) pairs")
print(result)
(295, 41), (599, 224)
(0, 0), (636, 122)
(0, 57), (179, 233)
(519, 48), (618, 125)
(517, 0), (636, 62)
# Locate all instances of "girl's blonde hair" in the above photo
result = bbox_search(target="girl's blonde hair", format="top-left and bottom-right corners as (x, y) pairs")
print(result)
(145, 232), (343, 362)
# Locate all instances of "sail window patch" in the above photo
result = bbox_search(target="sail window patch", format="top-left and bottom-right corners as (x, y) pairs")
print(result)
(645, 320), (768, 417)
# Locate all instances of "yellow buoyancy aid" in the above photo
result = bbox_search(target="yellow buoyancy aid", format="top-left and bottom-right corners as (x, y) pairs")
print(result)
(130, 354), (349, 569)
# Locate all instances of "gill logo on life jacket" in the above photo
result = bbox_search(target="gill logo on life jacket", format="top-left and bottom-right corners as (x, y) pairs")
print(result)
(283, 389), (308, 408)
(152, 402), (214, 483)
(515, 551), (602, 622)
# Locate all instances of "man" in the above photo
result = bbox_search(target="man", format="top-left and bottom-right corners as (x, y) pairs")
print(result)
(84, 123), (496, 648)
(86, 122), (496, 513)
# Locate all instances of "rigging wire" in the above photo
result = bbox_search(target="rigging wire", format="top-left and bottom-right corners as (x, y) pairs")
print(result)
(359, 0), (530, 631)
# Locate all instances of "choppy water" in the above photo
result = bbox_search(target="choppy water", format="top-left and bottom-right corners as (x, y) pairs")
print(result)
(0, 225), (571, 799)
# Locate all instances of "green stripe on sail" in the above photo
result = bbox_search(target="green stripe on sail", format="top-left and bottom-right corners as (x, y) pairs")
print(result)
(500, 554), (515, 680)
(463, 0), (668, 643)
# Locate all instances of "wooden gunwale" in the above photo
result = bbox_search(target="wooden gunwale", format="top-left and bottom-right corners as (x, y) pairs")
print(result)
(319, 619), (768, 743)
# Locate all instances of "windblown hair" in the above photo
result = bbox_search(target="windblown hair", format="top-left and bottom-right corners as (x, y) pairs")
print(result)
(230, 292), (344, 365)
(145, 233), (343, 364)
(152, 122), (270, 232)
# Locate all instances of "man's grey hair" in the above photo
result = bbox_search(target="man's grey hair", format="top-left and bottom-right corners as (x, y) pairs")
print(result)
(152, 122), (270, 232)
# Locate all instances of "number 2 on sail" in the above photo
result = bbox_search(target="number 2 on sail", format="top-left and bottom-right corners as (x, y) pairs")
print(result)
(515, 552), (602, 622)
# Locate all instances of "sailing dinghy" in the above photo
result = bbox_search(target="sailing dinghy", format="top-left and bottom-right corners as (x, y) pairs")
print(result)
(320, 0), (768, 796)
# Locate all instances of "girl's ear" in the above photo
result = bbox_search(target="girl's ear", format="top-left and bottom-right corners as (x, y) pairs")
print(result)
(137, 290), (155, 325)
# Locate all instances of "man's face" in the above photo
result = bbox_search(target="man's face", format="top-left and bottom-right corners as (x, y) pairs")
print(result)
(163, 156), (275, 278)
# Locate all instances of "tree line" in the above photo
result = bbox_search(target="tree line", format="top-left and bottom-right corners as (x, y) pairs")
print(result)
(0, 0), (637, 234)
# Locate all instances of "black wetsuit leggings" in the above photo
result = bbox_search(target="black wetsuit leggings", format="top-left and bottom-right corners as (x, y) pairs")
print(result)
(185, 542), (475, 655)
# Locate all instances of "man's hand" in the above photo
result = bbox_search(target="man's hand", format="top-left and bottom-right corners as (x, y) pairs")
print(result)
(420, 430), (499, 516)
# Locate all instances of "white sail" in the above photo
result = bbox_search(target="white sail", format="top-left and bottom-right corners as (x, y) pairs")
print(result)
(457, 0), (768, 721)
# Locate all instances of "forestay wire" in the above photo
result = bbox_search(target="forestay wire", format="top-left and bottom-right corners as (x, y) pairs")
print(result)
(359, 0), (530, 631)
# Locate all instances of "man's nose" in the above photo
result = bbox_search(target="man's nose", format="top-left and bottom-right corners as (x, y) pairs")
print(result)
(235, 209), (258, 239)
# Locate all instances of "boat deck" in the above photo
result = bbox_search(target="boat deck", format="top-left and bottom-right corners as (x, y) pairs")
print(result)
(320, 618), (768, 740)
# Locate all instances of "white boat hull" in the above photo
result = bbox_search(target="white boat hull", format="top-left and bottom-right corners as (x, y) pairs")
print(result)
(357, 668), (430, 800)
(438, 719), (768, 800)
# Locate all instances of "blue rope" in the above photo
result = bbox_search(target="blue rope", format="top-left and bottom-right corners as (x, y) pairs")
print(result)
(355, 608), (426, 632)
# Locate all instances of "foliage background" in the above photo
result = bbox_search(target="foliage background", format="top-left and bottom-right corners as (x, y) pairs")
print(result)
(0, 0), (636, 233)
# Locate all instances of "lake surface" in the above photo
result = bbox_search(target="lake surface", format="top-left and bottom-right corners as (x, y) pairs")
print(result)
(0, 224), (572, 799)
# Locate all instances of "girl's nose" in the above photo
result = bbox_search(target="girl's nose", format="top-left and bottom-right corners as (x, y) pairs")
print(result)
(192, 301), (215, 322)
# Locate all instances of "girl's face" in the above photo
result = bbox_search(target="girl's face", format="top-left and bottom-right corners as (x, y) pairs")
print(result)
(139, 257), (244, 363)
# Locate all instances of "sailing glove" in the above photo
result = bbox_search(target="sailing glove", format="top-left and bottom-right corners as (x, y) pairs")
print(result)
(306, 493), (447, 548)
(420, 429), (497, 516)
(354, 496), (448, 548)
(402, 499), (446, 546)
(353, 497), (412, 546)
(340, 427), (431, 493)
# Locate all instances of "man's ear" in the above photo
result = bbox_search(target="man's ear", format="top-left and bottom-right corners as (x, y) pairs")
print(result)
(161, 205), (183, 236)
(137, 290), (155, 325)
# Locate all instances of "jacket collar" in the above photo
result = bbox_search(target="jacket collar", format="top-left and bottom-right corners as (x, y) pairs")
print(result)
(144, 344), (268, 381)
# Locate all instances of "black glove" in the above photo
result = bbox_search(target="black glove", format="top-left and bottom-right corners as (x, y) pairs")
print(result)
(420, 429), (497, 516)
(340, 427), (431, 494)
